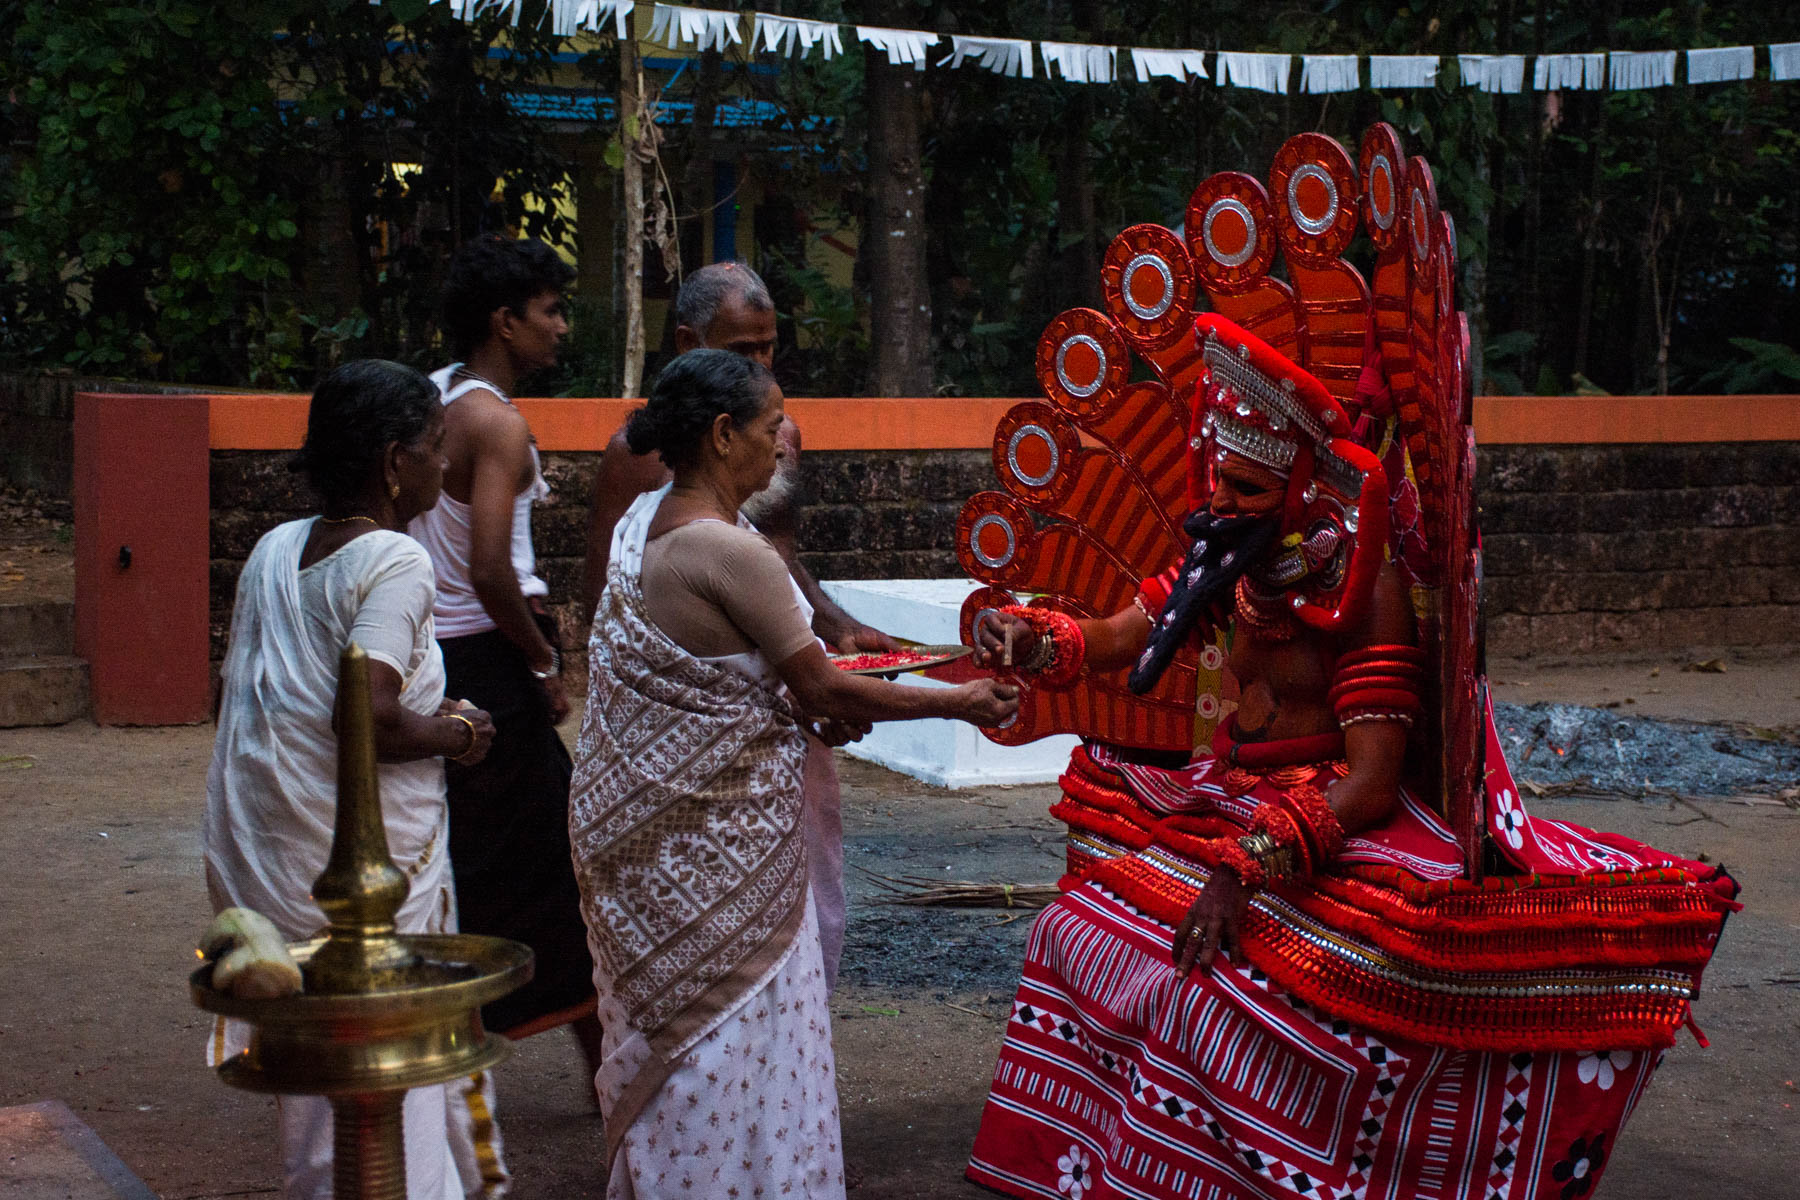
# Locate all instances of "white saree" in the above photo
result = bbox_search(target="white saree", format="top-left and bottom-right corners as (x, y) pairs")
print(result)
(204, 519), (483, 1200)
(572, 486), (845, 1198)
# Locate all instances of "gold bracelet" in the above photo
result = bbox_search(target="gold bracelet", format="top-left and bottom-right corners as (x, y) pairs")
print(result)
(446, 713), (479, 763)
(1236, 831), (1294, 884)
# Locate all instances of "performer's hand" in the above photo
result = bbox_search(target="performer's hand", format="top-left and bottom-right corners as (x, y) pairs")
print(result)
(810, 716), (871, 747)
(955, 678), (1021, 726)
(1171, 869), (1252, 977)
(971, 610), (1037, 669)
(835, 625), (902, 654)
(540, 673), (572, 725)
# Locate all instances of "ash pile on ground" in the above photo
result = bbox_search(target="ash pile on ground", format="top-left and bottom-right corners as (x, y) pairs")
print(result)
(1494, 701), (1800, 797)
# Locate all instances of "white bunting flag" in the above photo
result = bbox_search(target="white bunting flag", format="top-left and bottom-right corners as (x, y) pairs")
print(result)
(646, 3), (742, 52)
(548, 0), (632, 38)
(1774, 43), (1800, 82)
(1533, 53), (1606, 90)
(756, 14), (843, 61)
(1457, 54), (1525, 93)
(1686, 46), (1754, 84)
(451, 0), (522, 22)
(1130, 48), (1209, 83)
(855, 25), (939, 71)
(1368, 55), (1440, 88)
(1300, 55), (1360, 94)
(939, 35), (1033, 79)
(1041, 41), (1117, 84)
(1369, 55), (1439, 89)
(1215, 51), (1290, 94)
(1610, 50), (1676, 90)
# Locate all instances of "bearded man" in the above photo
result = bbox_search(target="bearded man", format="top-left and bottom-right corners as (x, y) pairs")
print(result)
(579, 260), (898, 990)
(964, 313), (1736, 1200)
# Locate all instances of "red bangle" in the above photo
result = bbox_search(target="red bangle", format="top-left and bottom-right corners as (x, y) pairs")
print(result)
(1208, 836), (1268, 891)
(1000, 605), (1086, 688)
(1335, 644), (1425, 669)
(1328, 676), (1422, 707)
(1276, 783), (1345, 863)
(1249, 803), (1314, 878)
(1332, 683), (1411, 712)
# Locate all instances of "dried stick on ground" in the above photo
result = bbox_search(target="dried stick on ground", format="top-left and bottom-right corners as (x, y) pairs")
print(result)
(854, 866), (1060, 910)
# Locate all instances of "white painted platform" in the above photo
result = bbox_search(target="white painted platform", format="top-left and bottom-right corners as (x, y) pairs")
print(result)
(820, 578), (1079, 788)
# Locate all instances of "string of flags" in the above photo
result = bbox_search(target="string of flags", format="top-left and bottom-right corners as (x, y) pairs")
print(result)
(406, 3), (1800, 93)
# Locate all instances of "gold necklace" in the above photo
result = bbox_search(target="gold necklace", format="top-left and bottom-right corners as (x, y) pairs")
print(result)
(319, 515), (379, 527)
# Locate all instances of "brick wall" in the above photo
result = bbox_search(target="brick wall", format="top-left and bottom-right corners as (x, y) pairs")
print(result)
(208, 442), (1800, 661)
(1478, 442), (1800, 656)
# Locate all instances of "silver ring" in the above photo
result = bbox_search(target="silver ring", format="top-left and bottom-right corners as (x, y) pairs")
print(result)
(1287, 163), (1338, 236)
(1367, 153), (1396, 229)
(1055, 334), (1107, 398)
(1006, 425), (1060, 487)
(1121, 253), (1175, 320)
(1202, 198), (1257, 269)
(1410, 188), (1431, 261)
(969, 514), (1016, 569)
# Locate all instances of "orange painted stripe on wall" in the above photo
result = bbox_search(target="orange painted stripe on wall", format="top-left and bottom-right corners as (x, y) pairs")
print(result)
(207, 392), (1800, 451)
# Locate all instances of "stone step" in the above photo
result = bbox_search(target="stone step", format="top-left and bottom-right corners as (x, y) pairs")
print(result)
(0, 654), (89, 727)
(0, 600), (74, 656)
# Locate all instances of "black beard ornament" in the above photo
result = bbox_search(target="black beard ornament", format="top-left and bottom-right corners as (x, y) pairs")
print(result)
(1126, 510), (1278, 694)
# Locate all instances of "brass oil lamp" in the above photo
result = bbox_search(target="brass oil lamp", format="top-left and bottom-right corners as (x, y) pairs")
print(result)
(192, 645), (533, 1199)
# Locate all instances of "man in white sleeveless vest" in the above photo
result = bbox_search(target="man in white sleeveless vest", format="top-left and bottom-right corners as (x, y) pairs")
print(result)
(410, 235), (600, 1196)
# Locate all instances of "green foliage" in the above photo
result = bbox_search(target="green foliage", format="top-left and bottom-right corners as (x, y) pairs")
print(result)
(1, 0), (574, 385)
(1695, 338), (1800, 394)
(5, 0), (1800, 398)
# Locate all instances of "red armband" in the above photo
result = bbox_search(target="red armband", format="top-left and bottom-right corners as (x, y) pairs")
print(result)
(1331, 644), (1424, 729)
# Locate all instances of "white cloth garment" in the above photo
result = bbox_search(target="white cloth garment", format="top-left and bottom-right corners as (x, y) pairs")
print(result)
(204, 520), (494, 1199)
(1458, 54), (1525, 93)
(1130, 48), (1209, 83)
(1534, 52), (1607, 90)
(1300, 54), (1360, 93)
(601, 895), (844, 1200)
(205, 521), (449, 938)
(1040, 41), (1117, 84)
(646, 2), (741, 52)
(1215, 51), (1291, 94)
(1610, 50), (1678, 90)
(855, 25), (938, 70)
(1773, 43), (1800, 82)
(938, 34), (1033, 78)
(1369, 55), (1440, 89)
(756, 13), (843, 61)
(407, 366), (550, 639)
(1686, 46), (1755, 84)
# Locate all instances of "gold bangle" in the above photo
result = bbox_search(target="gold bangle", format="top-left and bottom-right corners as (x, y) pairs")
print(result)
(446, 713), (479, 762)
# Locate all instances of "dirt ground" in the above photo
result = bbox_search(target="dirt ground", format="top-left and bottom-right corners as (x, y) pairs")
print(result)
(1, 649), (1797, 1199)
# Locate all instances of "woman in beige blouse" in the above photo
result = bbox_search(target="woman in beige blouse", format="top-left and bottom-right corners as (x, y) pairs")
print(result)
(571, 348), (1017, 1199)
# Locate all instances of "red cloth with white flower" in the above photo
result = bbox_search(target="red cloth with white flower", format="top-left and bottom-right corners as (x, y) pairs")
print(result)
(967, 883), (1671, 1200)
(969, 697), (1737, 1200)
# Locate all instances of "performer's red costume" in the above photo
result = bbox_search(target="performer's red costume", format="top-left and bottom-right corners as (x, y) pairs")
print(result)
(958, 126), (1738, 1200)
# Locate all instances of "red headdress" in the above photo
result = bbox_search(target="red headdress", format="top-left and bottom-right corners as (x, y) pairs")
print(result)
(1189, 312), (1389, 632)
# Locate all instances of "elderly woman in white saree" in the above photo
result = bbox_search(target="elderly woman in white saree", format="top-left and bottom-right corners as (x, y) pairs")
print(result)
(205, 360), (499, 1200)
(573, 350), (1019, 1199)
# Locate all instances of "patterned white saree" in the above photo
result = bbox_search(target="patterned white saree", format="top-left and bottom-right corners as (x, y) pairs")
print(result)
(571, 487), (844, 1198)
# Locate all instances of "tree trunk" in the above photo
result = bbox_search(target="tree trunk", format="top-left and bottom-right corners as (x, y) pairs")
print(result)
(620, 29), (647, 398)
(862, 49), (932, 396)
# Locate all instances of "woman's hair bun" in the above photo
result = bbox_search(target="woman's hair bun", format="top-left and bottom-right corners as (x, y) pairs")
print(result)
(627, 349), (775, 470)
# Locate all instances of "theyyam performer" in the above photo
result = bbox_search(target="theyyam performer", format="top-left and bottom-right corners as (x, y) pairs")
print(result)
(961, 125), (1739, 1200)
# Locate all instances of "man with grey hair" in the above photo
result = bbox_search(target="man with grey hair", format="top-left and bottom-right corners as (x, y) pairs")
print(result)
(579, 259), (898, 992)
